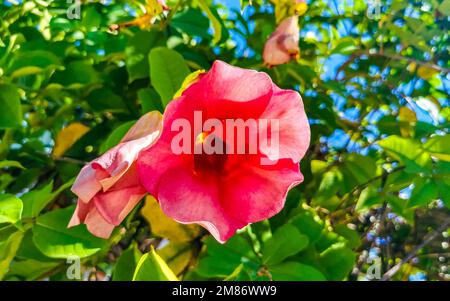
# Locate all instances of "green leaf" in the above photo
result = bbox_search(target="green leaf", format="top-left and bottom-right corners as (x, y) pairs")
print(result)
(16, 230), (53, 262)
(0, 227), (24, 280)
(423, 134), (450, 161)
(269, 262), (326, 281)
(197, 0), (224, 44)
(5, 50), (61, 77)
(149, 47), (190, 107)
(99, 121), (135, 154)
(408, 177), (438, 207)
(436, 178), (450, 208)
(334, 224), (361, 249)
(52, 61), (100, 86)
(290, 210), (324, 245)
(7, 259), (60, 281)
(355, 185), (382, 212)
(438, 0), (450, 16)
(125, 30), (164, 82)
(171, 8), (211, 39)
(387, 195), (414, 224)
(132, 247), (178, 281)
(262, 224), (309, 265)
(21, 180), (74, 219)
(196, 235), (258, 278)
(0, 84), (22, 129)
(0, 194), (23, 225)
(331, 38), (358, 55)
(319, 243), (356, 280)
(0, 160), (25, 169)
(138, 87), (163, 114)
(112, 244), (141, 281)
(378, 135), (432, 173)
(86, 88), (127, 112)
(32, 206), (107, 259)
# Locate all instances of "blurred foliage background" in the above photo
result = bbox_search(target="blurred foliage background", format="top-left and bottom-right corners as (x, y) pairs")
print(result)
(0, 0), (449, 281)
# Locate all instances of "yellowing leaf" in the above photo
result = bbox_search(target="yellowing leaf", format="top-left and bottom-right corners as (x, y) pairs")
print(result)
(290, 2), (308, 16)
(417, 66), (438, 80)
(133, 247), (178, 281)
(198, 0), (222, 44)
(141, 196), (201, 242)
(145, 0), (164, 15)
(52, 123), (90, 158)
(158, 242), (194, 275)
(173, 70), (205, 99)
(399, 107), (417, 137)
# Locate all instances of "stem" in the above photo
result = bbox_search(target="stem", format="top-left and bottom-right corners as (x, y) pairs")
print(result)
(381, 216), (450, 281)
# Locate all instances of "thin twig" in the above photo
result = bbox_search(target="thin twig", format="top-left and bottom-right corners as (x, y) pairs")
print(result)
(381, 217), (450, 281)
(361, 51), (450, 74)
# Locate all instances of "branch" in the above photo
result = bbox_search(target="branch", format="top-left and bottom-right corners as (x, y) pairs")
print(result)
(361, 51), (450, 74)
(381, 216), (450, 281)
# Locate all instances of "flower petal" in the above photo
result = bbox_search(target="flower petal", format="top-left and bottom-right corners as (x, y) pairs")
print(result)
(93, 165), (147, 225)
(84, 206), (115, 239)
(68, 200), (115, 239)
(221, 158), (303, 223)
(187, 60), (273, 119)
(138, 95), (199, 194)
(156, 168), (245, 243)
(73, 111), (162, 197)
(259, 86), (310, 163)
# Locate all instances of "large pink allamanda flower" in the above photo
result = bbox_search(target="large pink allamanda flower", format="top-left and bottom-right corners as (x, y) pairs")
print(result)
(137, 60), (310, 243)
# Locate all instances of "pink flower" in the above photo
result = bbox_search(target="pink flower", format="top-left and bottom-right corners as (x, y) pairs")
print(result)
(68, 111), (163, 238)
(137, 61), (310, 243)
(263, 16), (300, 67)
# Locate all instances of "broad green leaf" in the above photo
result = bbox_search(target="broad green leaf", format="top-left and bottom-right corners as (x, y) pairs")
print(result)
(112, 244), (141, 281)
(32, 206), (107, 259)
(125, 30), (164, 82)
(319, 243), (356, 280)
(0, 227), (24, 280)
(0, 84), (22, 129)
(269, 262), (326, 281)
(0, 160), (25, 169)
(7, 259), (60, 281)
(331, 38), (358, 55)
(407, 177), (438, 207)
(16, 230), (53, 262)
(262, 224), (309, 265)
(86, 88), (127, 112)
(0, 194), (23, 225)
(196, 236), (258, 278)
(197, 0), (223, 44)
(99, 121), (135, 154)
(5, 50), (61, 77)
(355, 185), (382, 212)
(334, 224), (361, 249)
(132, 247), (178, 281)
(423, 134), (450, 161)
(378, 135), (432, 173)
(21, 180), (74, 218)
(387, 195), (414, 224)
(171, 8), (211, 39)
(138, 87), (163, 114)
(436, 178), (450, 208)
(52, 60), (100, 86)
(438, 0), (450, 16)
(290, 210), (324, 244)
(149, 47), (190, 107)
